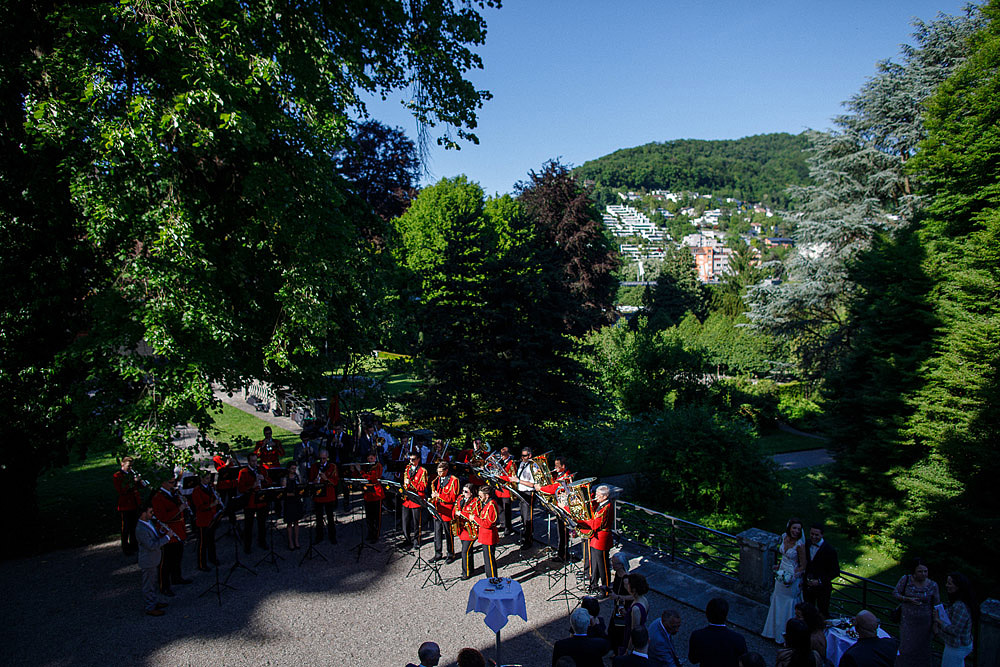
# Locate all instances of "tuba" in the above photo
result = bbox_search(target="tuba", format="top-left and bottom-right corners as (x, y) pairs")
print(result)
(532, 451), (554, 489)
(563, 478), (597, 538)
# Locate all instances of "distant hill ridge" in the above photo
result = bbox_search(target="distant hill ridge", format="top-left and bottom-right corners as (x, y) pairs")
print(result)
(574, 132), (811, 207)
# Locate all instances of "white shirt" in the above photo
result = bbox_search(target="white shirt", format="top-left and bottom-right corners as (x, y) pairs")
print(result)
(517, 460), (535, 492)
(810, 538), (824, 560)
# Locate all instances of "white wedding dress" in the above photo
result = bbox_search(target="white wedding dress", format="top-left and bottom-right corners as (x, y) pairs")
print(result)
(761, 540), (803, 641)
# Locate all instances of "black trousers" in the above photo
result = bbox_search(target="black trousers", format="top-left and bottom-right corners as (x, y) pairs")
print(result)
(589, 545), (610, 591)
(243, 506), (268, 551)
(481, 543), (498, 578)
(519, 491), (535, 546)
(120, 509), (139, 554)
(314, 501), (337, 543)
(460, 539), (475, 578)
(497, 497), (513, 534)
(804, 584), (832, 618)
(364, 499), (382, 541)
(402, 506), (422, 546)
(197, 525), (217, 569)
(433, 518), (455, 558)
(158, 541), (183, 592)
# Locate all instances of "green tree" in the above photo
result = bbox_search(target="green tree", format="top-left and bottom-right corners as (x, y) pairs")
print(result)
(647, 245), (707, 329)
(712, 240), (765, 318)
(1, 0), (499, 530)
(898, 1), (1000, 584)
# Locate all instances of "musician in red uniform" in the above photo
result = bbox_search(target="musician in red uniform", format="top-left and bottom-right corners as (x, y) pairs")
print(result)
(310, 448), (339, 544)
(254, 426), (285, 469)
(456, 484), (478, 579)
(493, 446), (515, 537)
(191, 470), (221, 571)
(551, 455), (574, 562)
(151, 476), (190, 595)
(361, 453), (385, 543)
(402, 452), (428, 549)
(113, 456), (143, 555)
(472, 486), (500, 578)
(431, 462), (460, 563)
(237, 453), (268, 553)
(213, 453), (239, 527)
(582, 484), (613, 593)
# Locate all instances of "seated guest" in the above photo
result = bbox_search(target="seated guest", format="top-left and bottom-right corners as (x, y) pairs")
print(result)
(553, 607), (612, 667)
(776, 618), (820, 667)
(688, 598), (747, 667)
(405, 641), (441, 667)
(794, 602), (827, 657)
(648, 609), (682, 667)
(614, 626), (651, 666)
(737, 653), (765, 667)
(456, 648), (487, 667)
(838, 611), (897, 667)
(581, 596), (608, 638)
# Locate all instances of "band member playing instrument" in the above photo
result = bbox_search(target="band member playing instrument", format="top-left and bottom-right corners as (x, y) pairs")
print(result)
(456, 484), (478, 579)
(431, 462), (459, 563)
(237, 453), (268, 553)
(152, 476), (190, 595)
(254, 426), (285, 469)
(191, 470), (221, 570)
(114, 456), (143, 555)
(310, 448), (339, 545)
(361, 453), (385, 543)
(493, 446), (515, 536)
(282, 462), (305, 550)
(213, 454), (240, 526)
(516, 447), (538, 549)
(402, 453), (428, 549)
(552, 455), (574, 562)
(582, 484), (613, 593)
(472, 486), (500, 578)
(136, 501), (170, 615)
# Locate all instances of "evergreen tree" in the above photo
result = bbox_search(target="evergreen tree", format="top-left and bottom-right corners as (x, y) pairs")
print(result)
(516, 160), (619, 336)
(898, 1), (1000, 583)
(647, 245), (707, 329)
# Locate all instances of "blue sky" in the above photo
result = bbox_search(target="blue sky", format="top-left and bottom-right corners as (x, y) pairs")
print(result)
(363, 0), (972, 196)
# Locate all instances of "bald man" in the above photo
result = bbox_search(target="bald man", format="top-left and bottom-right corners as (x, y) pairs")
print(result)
(838, 610), (897, 667)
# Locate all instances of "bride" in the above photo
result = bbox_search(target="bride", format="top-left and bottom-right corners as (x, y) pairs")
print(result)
(762, 517), (806, 645)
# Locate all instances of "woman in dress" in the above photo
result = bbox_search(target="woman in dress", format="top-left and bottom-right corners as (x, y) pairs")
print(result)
(624, 572), (650, 654)
(777, 617), (823, 667)
(893, 557), (940, 667)
(936, 571), (976, 667)
(794, 601), (828, 658)
(762, 518), (806, 645)
(282, 464), (304, 550)
(607, 552), (633, 654)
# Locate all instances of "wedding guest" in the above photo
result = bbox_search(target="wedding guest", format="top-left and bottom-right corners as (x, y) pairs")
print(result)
(688, 598), (747, 667)
(794, 601), (827, 657)
(839, 611), (897, 667)
(893, 558), (940, 667)
(936, 572), (976, 667)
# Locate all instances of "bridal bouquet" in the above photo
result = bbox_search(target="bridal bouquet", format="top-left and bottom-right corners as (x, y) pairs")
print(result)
(775, 569), (794, 586)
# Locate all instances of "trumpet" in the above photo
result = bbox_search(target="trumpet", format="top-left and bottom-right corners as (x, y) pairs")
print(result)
(131, 470), (151, 489)
(151, 517), (180, 542)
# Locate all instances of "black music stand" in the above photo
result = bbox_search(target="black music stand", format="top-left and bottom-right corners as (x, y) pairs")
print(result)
(539, 500), (579, 610)
(344, 478), (383, 562)
(198, 498), (238, 604)
(216, 466), (244, 540)
(254, 487), (286, 571)
(223, 516), (257, 585)
(381, 480), (411, 565)
(299, 483), (328, 566)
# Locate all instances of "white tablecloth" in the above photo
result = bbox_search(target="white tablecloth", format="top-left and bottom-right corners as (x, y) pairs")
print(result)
(466, 578), (527, 633)
(826, 625), (892, 666)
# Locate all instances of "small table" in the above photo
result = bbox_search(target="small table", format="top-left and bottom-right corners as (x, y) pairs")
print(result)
(825, 625), (892, 666)
(466, 578), (527, 665)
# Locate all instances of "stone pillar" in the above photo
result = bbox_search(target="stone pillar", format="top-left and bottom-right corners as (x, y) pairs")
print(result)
(980, 599), (1000, 667)
(736, 527), (780, 604)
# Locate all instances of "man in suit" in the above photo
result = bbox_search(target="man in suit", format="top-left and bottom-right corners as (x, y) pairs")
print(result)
(648, 609), (683, 667)
(803, 523), (840, 617)
(838, 610), (897, 667)
(136, 501), (170, 616)
(614, 626), (651, 665)
(553, 607), (612, 667)
(688, 598), (747, 667)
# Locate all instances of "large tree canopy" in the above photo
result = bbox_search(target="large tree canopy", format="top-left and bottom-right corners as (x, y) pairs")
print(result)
(0, 0), (499, 531)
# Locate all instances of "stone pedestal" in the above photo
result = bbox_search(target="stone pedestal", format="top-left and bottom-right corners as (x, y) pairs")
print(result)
(980, 598), (1000, 667)
(736, 527), (780, 604)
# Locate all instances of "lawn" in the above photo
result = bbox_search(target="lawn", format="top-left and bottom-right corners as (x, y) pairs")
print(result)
(208, 402), (297, 453)
(758, 428), (826, 454)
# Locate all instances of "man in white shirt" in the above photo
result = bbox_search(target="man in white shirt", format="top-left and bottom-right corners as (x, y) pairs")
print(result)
(516, 447), (537, 549)
(613, 626), (651, 665)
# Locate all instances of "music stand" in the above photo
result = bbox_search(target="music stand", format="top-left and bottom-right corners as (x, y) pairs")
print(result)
(299, 483), (328, 566)
(254, 487), (286, 571)
(223, 500), (257, 584)
(538, 498), (579, 609)
(344, 478), (383, 562)
(380, 480), (411, 565)
(216, 466), (243, 540)
(411, 500), (446, 589)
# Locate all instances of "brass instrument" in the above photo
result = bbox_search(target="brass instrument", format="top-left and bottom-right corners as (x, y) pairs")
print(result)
(563, 478), (597, 538)
(151, 516), (180, 542)
(452, 497), (481, 540)
(531, 451), (554, 489)
(131, 469), (151, 489)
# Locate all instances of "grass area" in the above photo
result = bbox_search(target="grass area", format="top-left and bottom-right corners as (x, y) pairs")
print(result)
(758, 428), (827, 454)
(208, 402), (297, 453)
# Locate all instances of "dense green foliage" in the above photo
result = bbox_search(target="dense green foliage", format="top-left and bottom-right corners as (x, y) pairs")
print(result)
(646, 245), (707, 330)
(574, 133), (811, 207)
(0, 0), (497, 530)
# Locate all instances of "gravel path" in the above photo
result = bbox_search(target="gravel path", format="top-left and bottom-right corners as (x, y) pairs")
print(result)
(0, 509), (777, 667)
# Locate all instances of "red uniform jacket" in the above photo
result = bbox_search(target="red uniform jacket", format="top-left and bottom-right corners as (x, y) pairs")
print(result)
(584, 500), (613, 551)
(473, 499), (499, 546)
(362, 463), (385, 502)
(237, 466), (266, 510)
(113, 469), (142, 511)
(541, 468), (572, 496)
(191, 484), (219, 528)
(310, 461), (339, 503)
(494, 458), (515, 500)
(151, 487), (186, 542)
(456, 497), (478, 542)
(432, 475), (459, 521)
(402, 464), (427, 509)
(254, 438), (285, 468)
(214, 461), (237, 492)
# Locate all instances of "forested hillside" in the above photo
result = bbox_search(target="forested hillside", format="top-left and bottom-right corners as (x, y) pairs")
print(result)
(575, 132), (811, 207)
